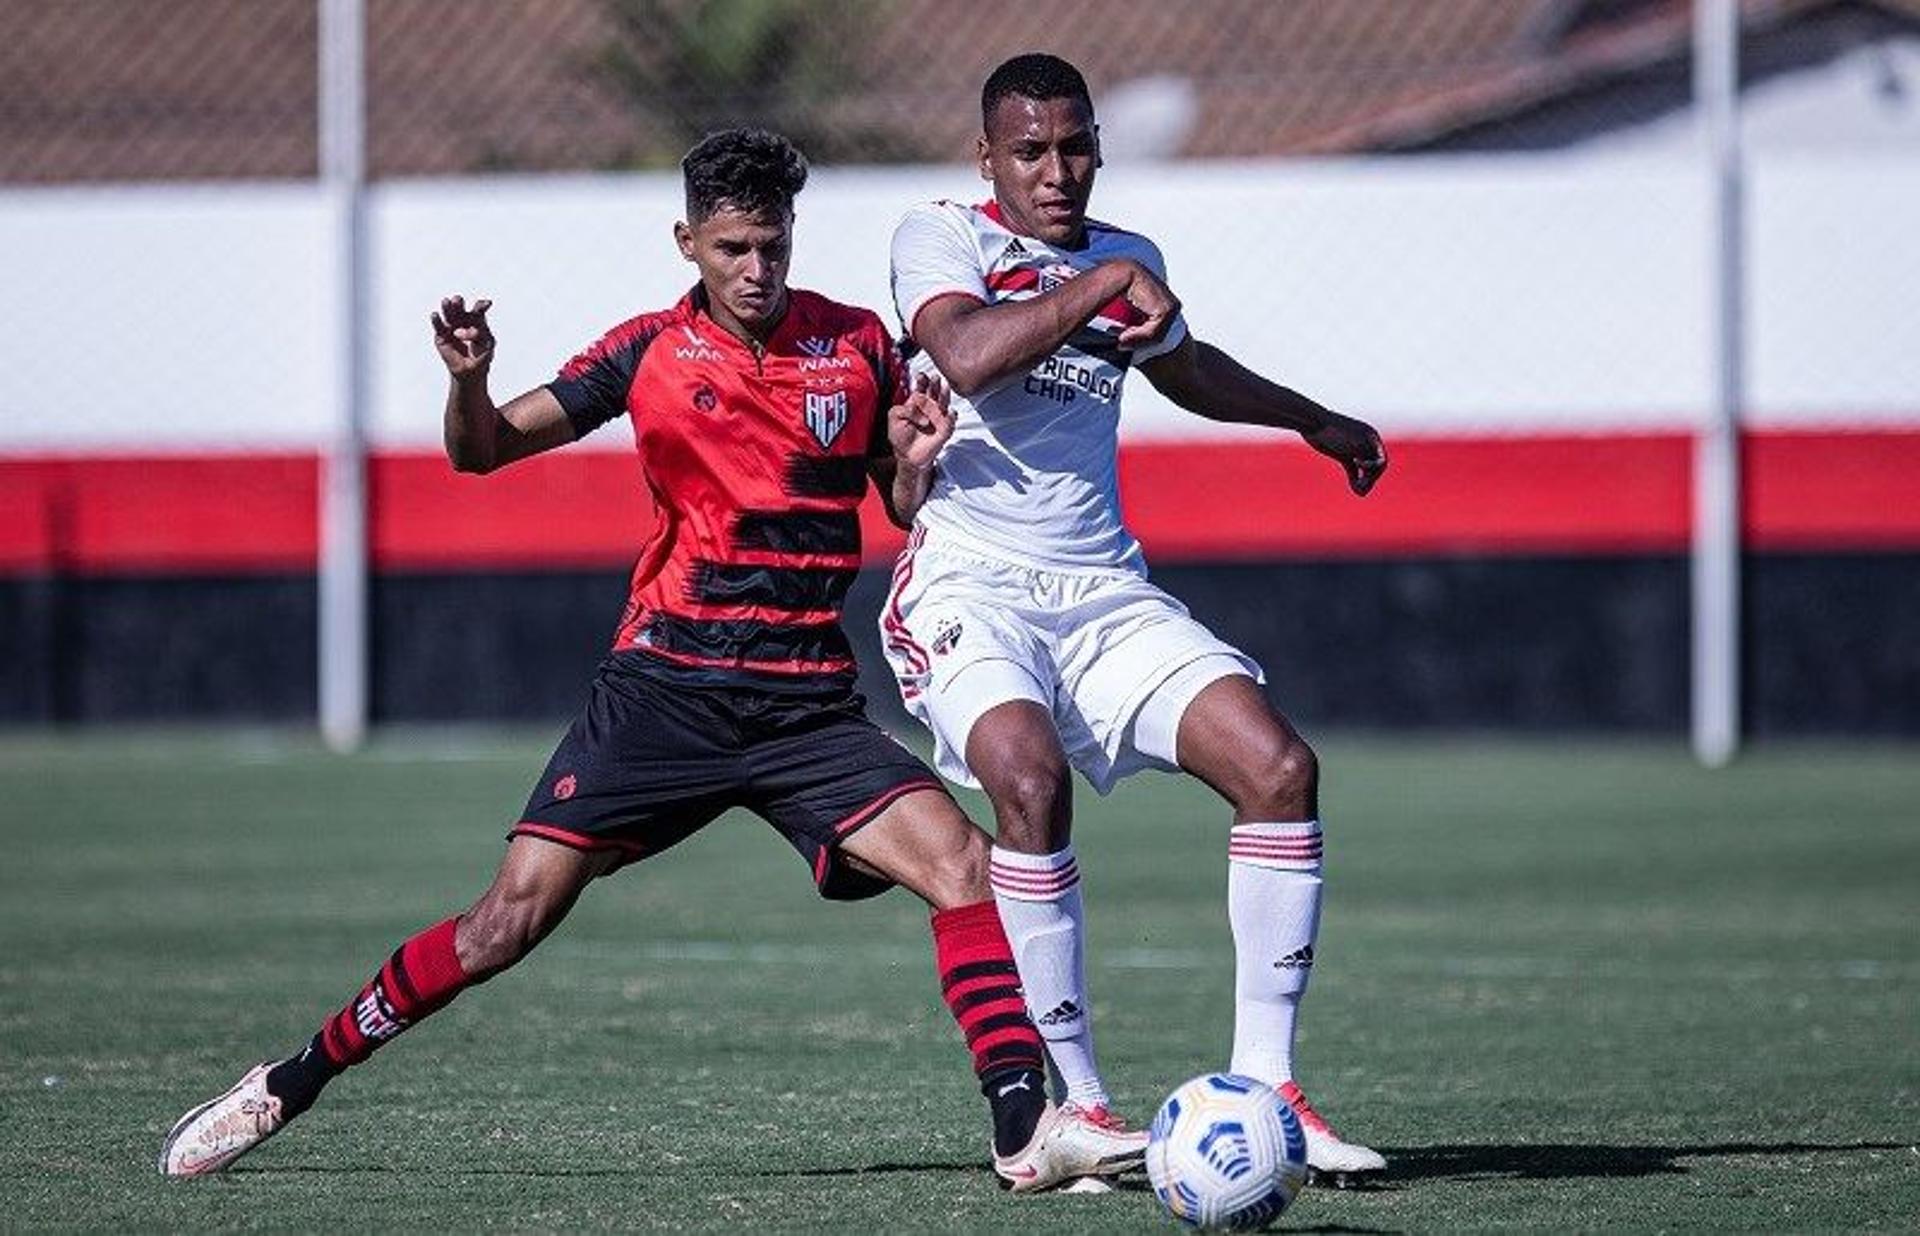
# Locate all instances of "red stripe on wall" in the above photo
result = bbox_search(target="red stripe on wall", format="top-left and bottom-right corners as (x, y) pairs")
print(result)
(0, 454), (318, 573)
(1745, 430), (1920, 551)
(371, 452), (658, 570)
(1, 429), (1916, 574)
(1121, 434), (1695, 558)
(1125, 429), (1920, 557)
(0, 467), (57, 572)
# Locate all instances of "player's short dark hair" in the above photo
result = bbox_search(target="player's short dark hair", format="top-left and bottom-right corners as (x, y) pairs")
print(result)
(981, 53), (1094, 130)
(681, 128), (809, 223)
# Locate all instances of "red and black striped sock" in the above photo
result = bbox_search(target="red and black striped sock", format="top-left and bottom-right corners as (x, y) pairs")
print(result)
(932, 900), (1047, 1155)
(266, 917), (472, 1116)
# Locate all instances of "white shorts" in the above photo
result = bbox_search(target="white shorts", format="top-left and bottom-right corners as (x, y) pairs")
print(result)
(879, 531), (1263, 793)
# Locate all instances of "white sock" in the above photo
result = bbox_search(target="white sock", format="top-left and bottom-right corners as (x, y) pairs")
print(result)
(1227, 820), (1324, 1085)
(989, 844), (1109, 1109)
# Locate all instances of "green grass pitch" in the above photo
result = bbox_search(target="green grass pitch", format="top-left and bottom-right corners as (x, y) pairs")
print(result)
(2, 731), (1915, 1230)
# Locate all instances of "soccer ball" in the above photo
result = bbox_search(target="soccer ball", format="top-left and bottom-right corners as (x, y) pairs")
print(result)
(1146, 1073), (1309, 1230)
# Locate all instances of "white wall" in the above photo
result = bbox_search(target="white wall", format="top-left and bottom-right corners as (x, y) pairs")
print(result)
(1, 184), (339, 450)
(2, 152), (1916, 453)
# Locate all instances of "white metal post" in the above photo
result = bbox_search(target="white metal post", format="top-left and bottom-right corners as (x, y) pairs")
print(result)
(1693, 0), (1744, 766)
(319, 0), (369, 752)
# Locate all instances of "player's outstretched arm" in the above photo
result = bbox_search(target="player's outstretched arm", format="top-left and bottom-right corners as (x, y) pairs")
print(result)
(869, 375), (954, 528)
(1142, 335), (1388, 496)
(433, 295), (577, 475)
(914, 259), (1176, 398)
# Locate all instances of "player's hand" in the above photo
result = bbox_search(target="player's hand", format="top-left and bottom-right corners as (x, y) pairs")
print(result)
(1116, 261), (1181, 350)
(432, 295), (495, 380)
(888, 374), (954, 472)
(1304, 413), (1388, 496)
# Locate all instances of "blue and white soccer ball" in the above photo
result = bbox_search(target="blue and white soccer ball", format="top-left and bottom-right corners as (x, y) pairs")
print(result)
(1146, 1072), (1309, 1230)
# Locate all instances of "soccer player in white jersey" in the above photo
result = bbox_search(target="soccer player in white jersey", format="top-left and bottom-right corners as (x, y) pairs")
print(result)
(882, 53), (1391, 1182)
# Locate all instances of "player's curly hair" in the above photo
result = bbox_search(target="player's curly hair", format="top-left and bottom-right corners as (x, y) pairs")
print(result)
(681, 128), (809, 222)
(981, 52), (1093, 130)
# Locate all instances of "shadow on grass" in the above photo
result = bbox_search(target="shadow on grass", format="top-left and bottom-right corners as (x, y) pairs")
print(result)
(750, 1160), (984, 1178)
(245, 1140), (1905, 1192)
(247, 1159), (990, 1178)
(1380, 1141), (1908, 1183)
(248, 1163), (643, 1176)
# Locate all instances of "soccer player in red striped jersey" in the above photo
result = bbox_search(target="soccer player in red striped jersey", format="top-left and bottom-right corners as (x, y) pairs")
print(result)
(882, 55), (1391, 1180)
(160, 128), (1136, 1192)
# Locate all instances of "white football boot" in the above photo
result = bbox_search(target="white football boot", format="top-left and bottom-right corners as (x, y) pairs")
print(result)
(159, 1062), (288, 1176)
(1277, 1080), (1387, 1182)
(993, 1100), (1147, 1193)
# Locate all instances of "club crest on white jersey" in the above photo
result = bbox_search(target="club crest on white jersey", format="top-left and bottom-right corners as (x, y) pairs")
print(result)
(889, 199), (1190, 570)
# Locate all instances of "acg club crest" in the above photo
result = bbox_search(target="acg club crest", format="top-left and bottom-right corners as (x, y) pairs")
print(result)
(804, 389), (849, 449)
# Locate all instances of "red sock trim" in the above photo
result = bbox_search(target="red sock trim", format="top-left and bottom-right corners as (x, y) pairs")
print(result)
(393, 917), (467, 1016)
(930, 898), (1003, 938)
(317, 917), (471, 1070)
(932, 899), (1045, 1079)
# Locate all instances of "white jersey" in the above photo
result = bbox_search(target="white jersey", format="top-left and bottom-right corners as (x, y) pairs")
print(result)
(890, 199), (1188, 571)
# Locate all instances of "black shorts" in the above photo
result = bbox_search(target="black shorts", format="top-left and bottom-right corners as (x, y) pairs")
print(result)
(512, 652), (948, 900)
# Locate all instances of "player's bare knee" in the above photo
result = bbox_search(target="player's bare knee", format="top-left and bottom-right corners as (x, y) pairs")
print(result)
(935, 825), (994, 905)
(987, 759), (1071, 852)
(888, 808), (995, 908)
(1235, 732), (1319, 820)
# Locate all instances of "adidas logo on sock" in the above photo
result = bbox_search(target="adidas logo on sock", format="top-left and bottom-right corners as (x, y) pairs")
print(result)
(1036, 999), (1083, 1027)
(1273, 945), (1315, 970)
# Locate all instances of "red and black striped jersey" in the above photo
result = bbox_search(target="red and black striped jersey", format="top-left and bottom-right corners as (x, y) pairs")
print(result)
(546, 285), (905, 682)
